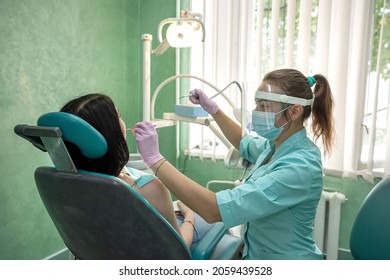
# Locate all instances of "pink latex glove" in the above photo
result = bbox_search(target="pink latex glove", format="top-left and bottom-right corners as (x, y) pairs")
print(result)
(189, 88), (219, 115)
(133, 121), (164, 167)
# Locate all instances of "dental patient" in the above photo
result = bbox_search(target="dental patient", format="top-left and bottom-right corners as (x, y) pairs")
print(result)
(60, 93), (213, 249)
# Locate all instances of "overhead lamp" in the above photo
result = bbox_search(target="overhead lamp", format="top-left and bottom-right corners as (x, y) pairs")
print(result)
(142, 10), (205, 121)
(151, 10), (205, 55)
(157, 15), (205, 48)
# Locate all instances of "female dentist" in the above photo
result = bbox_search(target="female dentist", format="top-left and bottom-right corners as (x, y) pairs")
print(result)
(133, 68), (335, 260)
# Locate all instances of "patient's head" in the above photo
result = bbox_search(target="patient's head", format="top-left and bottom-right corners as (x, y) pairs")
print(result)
(60, 93), (129, 176)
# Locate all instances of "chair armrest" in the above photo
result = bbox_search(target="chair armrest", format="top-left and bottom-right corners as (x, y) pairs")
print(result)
(191, 222), (227, 260)
(207, 233), (244, 260)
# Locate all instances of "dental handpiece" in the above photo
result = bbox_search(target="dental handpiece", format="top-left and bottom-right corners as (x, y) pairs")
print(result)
(179, 90), (222, 100)
(179, 92), (199, 99)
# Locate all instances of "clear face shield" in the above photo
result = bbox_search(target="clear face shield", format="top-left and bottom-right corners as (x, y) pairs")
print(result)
(251, 83), (314, 140)
(255, 84), (314, 109)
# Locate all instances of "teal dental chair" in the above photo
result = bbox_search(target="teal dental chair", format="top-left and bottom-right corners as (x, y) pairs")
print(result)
(14, 112), (243, 260)
(349, 176), (390, 260)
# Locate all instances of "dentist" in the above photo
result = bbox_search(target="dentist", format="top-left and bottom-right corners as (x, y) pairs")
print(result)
(133, 68), (335, 260)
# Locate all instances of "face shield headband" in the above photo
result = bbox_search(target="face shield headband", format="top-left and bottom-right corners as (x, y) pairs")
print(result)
(255, 84), (314, 106)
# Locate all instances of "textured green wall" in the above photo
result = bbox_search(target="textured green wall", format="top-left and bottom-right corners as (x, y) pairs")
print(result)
(0, 0), (176, 259)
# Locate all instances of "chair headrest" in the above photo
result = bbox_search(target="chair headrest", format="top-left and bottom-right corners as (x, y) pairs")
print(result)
(37, 112), (108, 159)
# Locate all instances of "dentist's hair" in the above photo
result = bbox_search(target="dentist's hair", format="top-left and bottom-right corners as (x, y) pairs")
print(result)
(263, 68), (335, 156)
(60, 93), (129, 176)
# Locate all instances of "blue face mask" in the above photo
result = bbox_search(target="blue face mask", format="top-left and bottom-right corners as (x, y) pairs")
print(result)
(251, 107), (290, 141)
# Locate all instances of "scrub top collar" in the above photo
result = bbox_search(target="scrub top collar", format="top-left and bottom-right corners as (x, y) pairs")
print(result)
(272, 128), (308, 161)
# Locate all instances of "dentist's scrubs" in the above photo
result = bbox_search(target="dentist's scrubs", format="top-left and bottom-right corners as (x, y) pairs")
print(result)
(216, 128), (323, 260)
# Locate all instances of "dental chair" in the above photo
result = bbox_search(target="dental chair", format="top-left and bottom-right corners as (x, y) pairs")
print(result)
(14, 112), (243, 260)
(349, 176), (390, 260)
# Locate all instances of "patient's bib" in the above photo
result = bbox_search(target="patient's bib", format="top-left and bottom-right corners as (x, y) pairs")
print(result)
(122, 166), (156, 188)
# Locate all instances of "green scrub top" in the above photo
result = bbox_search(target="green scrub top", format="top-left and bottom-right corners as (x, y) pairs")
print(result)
(216, 128), (324, 260)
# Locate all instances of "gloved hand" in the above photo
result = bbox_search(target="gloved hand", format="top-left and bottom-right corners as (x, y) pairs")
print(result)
(133, 121), (164, 167)
(189, 88), (219, 115)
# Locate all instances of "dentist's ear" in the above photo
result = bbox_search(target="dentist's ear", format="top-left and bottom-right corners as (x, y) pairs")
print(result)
(289, 105), (304, 121)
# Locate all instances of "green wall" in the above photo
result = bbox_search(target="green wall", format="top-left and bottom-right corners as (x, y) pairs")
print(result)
(0, 0), (177, 259)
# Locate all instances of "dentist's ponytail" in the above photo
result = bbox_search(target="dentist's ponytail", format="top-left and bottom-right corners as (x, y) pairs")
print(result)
(311, 74), (335, 156)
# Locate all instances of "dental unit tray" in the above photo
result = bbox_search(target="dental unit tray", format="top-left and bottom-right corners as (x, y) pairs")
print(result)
(174, 104), (208, 118)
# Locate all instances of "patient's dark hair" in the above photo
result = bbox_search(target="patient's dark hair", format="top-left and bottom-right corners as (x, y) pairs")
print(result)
(60, 93), (129, 176)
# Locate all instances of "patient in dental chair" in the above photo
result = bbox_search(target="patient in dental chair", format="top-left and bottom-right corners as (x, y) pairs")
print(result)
(60, 93), (213, 249)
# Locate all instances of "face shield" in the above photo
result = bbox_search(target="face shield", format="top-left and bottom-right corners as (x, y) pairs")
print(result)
(251, 84), (313, 140)
(255, 83), (314, 107)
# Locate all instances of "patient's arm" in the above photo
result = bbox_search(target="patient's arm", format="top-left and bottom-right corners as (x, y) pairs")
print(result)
(120, 174), (194, 248)
(176, 201), (195, 248)
(151, 159), (222, 224)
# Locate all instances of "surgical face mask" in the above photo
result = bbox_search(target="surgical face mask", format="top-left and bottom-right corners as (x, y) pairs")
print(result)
(251, 107), (290, 141)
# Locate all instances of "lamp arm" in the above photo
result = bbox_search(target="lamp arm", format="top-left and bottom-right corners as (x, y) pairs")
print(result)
(151, 74), (223, 120)
(142, 34), (153, 121)
(151, 39), (171, 56)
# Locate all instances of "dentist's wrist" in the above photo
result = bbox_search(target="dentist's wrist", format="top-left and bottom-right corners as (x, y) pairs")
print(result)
(152, 158), (166, 176)
(143, 153), (164, 167)
(205, 102), (219, 115)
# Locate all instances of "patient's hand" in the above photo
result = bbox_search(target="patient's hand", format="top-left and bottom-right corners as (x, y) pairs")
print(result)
(177, 201), (194, 220)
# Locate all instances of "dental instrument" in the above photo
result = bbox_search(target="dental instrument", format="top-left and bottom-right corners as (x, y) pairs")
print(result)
(126, 124), (156, 132)
(179, 81), (242, 100)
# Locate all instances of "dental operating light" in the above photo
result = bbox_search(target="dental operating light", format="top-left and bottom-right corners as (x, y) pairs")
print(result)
(142, 10), (206, 121)
(158, 17), (205, 48)
(157, 10), (205, 49)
